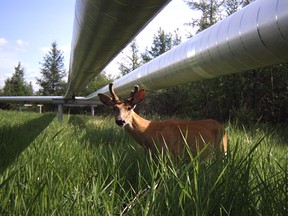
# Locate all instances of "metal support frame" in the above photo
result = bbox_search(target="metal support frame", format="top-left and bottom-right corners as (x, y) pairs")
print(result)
(58, 104), (64, 122)
(91, 105), (95, 116)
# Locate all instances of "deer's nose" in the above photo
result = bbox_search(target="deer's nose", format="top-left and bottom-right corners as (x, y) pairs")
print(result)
(115, 119), (126, 126)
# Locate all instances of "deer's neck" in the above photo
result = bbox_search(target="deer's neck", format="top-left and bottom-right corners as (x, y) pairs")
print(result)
(128, 111), (151, 133)
(124, 111), (152, 147)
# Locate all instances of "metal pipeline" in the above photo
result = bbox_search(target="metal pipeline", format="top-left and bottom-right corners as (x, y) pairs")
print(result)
(87, 0), (288, 101)
(1, 0), (287, 105)
(65, 0), (171, 98)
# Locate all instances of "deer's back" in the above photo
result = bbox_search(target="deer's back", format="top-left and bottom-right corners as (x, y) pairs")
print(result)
(145, 119), (225, 156)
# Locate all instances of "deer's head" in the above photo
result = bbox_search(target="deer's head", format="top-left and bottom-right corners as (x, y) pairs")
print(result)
(98, 83), (145, 127)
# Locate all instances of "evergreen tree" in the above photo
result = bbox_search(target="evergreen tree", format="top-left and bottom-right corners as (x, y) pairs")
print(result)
(186, 0), (223, 33)
(3, 62), (33, 96)
(37, 41), (66, 96)
(118, 40), (142, 76)
(142, 28), (181, 63)
(223, 0), (254, 15)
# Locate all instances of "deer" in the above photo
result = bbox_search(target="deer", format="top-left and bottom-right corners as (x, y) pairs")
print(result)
(98, 83), (228, 159)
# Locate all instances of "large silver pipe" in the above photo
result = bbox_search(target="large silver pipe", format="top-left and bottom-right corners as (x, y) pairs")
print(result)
(87, 0), (288, 101)
(65, 0), (171, 98)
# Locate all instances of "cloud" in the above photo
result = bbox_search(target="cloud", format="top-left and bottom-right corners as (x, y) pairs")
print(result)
(16, 39), (29, 47)
(0, 38), (8, 46)
(14, 39), (29, 52)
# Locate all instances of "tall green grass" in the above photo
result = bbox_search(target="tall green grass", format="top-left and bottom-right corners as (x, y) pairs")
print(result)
(0, 110), (287, 215)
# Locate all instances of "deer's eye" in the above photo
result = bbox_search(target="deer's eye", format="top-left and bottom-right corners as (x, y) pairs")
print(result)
(127, 106), (132, 111)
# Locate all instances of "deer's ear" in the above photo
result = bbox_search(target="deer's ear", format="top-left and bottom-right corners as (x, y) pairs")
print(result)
(98, 93), (114, 106)
(131, 89), (145, 105)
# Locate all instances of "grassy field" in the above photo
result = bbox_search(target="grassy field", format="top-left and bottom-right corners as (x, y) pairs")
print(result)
(0, 110), (287, 215)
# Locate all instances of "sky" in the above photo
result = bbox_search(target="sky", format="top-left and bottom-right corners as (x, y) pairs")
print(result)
(0, 0), (194, 91)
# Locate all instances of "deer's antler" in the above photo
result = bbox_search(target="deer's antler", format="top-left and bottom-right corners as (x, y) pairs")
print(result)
(109, 83), (120, 102)
(129, 85), (139, 99)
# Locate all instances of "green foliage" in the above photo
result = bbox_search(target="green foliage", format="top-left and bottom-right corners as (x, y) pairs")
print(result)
(36, 41), (67, 96)
(223, 0), (254, 15)
(186, 0), (255, 33)
(79, 72), (112, 96)
(141, 28), (181, 63)
(185, 0), (223, 33)
(0, 111), (287, 215)
(3, 62), (33, 96)
(1, 62), (33, 110)
(118, 40), (142, 76)
(0, 111), (55, 173)
(140, 86), (188, 116)
(141, 64), (288, 123)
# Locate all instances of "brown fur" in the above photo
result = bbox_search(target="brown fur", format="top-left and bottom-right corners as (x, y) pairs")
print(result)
(98, 83), (228, 158)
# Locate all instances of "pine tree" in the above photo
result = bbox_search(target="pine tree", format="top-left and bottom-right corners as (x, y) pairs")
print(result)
(118, 40), (142, 76)
(186, 0), (223, 33)
(3, 62), (33, 96)
(37, 42), (66, 96)
(141, 28), (181, 63)
(223, 0), (254, 15)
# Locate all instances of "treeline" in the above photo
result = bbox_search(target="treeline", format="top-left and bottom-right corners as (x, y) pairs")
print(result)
(138, 64), (288, 124)
(0, 41), (112, 112)
(0, 42), (67, 110)
(0, 42), (67, 97)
